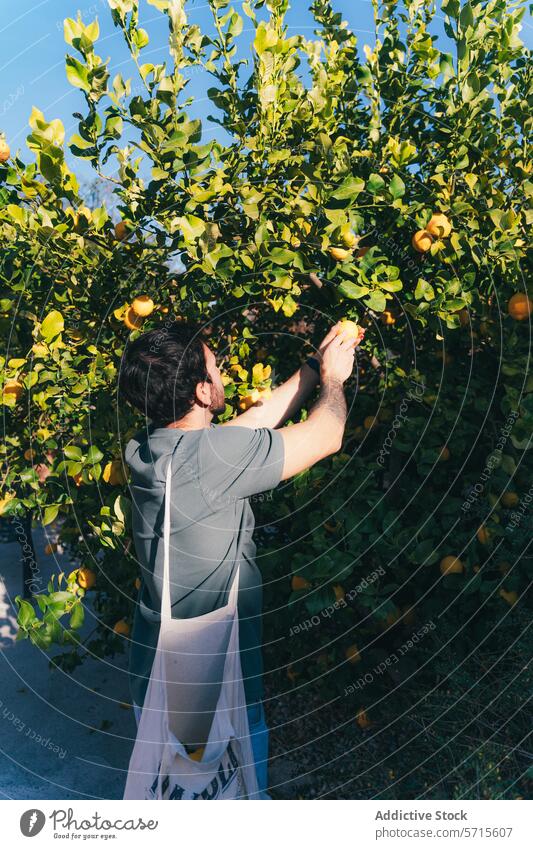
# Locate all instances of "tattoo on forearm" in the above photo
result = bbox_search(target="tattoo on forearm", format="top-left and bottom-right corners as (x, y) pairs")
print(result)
(312, 378), (347, 425)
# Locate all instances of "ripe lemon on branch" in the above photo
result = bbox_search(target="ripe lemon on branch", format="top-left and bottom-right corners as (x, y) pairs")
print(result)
(103, 459), (127, 486)
(291, 575), (310, 591)
(123, 307), (144, 331)
(77, 567), (96, 590)
(329, 246), (353, 262)
(381, 309), (396, 325)
(114, 221), (130, 241)
(499, 589), (518, 606)
(426, 213), (452, 239)
(476, 525), (491, 545)
(131, 295), (154, 317)
(364, 415), (378, 430)
(345, 644), (361, 663)
(341, 230), (358, 248)
(0, 138), (10, 163)
(507, 293), (532, 321)
(412, 230), (433, 253)
(440, 556), (464, 575)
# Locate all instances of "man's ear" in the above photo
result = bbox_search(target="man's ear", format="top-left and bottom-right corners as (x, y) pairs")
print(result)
(195, 379), (210, 408)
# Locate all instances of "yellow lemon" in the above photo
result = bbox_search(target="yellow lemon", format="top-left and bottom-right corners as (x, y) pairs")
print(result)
(124, 307), (144, 331)
(440, 555), (464, 575)
(329, 246), (352, 262)
(345, 644), (361, 664)
(337, 319), (363, 341)
(78, 567), (96, 589)
(114, 221), (129, 241)
(131, 295), (154, 317)
(507, 293), (532, 321)
(499, 589), (518, 606)
(0, 139), (10, 162)
(103, 459), (127, 486)
(412, 230), (433, 253)
(426, 213), (452, 239)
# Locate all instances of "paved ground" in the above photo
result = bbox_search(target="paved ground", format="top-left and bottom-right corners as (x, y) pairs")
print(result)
(0, 523), (305, 800)
(0, 526), (136, 799)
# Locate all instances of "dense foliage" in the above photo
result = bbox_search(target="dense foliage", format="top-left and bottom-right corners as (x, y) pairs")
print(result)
(0, 0), (531, 797)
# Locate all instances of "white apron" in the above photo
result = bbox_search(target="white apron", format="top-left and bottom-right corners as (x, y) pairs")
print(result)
(123, 443), (259, 800)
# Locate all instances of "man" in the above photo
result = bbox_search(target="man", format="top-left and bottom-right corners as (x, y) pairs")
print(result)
(118, 318), (364, 795)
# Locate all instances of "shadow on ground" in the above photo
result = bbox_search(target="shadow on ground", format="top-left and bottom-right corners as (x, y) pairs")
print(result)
(0, 526), (135, 800)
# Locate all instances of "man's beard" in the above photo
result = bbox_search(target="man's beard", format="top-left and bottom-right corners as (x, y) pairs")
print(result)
(209, 388), (226, 416)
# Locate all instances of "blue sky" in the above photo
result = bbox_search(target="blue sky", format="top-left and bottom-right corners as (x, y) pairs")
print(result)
(0, 0), (531, 178)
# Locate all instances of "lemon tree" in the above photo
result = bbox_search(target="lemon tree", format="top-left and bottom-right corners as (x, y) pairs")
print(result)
(1, 0), (530, 749)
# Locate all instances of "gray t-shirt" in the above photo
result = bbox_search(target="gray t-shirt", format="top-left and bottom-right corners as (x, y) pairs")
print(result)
(124, 423), (285, 710)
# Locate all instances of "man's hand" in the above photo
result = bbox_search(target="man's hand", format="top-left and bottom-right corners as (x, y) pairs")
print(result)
(320, 331), (359, 384)
(315, 320), (366, 365)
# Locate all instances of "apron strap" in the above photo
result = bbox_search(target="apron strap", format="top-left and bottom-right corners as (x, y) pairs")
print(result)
(227, 562), (240, 613)
(161, 441), (181, 623)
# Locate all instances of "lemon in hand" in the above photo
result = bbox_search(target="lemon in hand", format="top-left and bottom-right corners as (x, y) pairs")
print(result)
(337, 319), (363, 341)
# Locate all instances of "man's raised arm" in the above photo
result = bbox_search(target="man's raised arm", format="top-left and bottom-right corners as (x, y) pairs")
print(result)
(277, 332), (357, 480)
(224, 322), (364, 430)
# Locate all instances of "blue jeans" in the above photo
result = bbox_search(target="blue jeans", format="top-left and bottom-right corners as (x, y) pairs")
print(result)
(132, 700), (270, 798)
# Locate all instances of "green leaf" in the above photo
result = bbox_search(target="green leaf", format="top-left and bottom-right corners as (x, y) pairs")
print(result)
(331, 176), (365, 201)
(104, 115), (123, 139)
(63, 445), (83, 461)
(367, 173), (386, 194)
(364, 290), (387, 312)
(442, 0), (460, 17)
(500, 209), (517, 231)
(64, 19), (81, 47)
(17, 598), (35, 629)
(66, 56), (91, 92)
(269, 248), (296, 266)
(488, 209), (503, 228)
(43, 504), (60, 526)
(228, 12), (243, 38)
(415, 278), (435, 301)
(379, 279), (403, 292)
(389, 174), (405, 199)
(462, 71), (479, 102)
(500, 454), (516, 475)
(70, 603), (85, 630)
(242, 1), (256, 20)
(114, 494), (130, 524)
(86, 445), (104, 464)
(134, 28), (149, 50)
(178, 214), (206, 242)
(459, 2), (474, 28)
(412, 539), (439, 565)
(254, 21), (277, 54)
(439, 52), (455, 80)
(41, 310), (64, 341)
(338, 281), (370, 299)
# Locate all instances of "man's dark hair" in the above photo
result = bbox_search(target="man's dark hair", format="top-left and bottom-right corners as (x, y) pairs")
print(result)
(118, 321), (209, 426)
